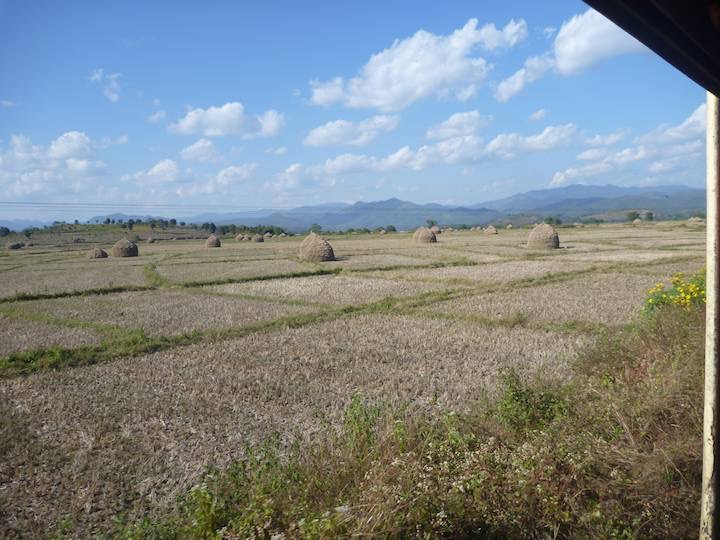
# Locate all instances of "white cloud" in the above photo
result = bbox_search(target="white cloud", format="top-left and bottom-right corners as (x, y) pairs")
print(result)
(425, 110), (489, 140)
(485, 124), (576, 159)
(129, 159), (184, 183)
(147, 110), (167, 124)
(268, 163), (304, 193)
(304, 115), (399, 146)
(576, 147), (608, 160)
(310, 18), (526, 111)
(0, 132), (106, 198)
(543, 27), (556, 38)
(553, 9), (647, 75)
(48, 131), (93, 159)
(1, 100), (18, 108)
(585, 128), (628, 147)
(179, 138), (221, 163)
(169, 102), (284, 138)
(215, 163), (257, 185)
(529, 108), (547, 122)
(551, 104), (704, 186)
(266, 146), (288, 155)
(495, 9), (647, 102)
(89, 68), (122, 102)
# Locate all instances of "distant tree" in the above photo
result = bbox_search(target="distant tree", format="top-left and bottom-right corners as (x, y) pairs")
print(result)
(169, 218), (177, 226)
(543, 216), (562, 225)
(104, 218), (111, 225)
(426, 218), (437, 228)
(385, 225), (396, 232)
(0, 226), (10, 237)
(309, 223), (322, 233)
(645, 211), (654, 221)
(626, 211), (640, 222)
(209, 222), (217, 233)
(74, 219), (79, 225)
(179, 221), (186, 226)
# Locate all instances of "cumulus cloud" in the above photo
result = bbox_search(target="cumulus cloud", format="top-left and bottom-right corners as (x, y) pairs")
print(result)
(585, 128), (628, 147)
(215, 163), (257, 185)
(485, 124), (577, 159)
(89, 68), (122, 102)
(266, 146), (288, 155)
(147, 110), (167, 124)
(551, 104), (704, 186)
(169, 102), (285, 138)
(128, 159), (185, 183)
(425, 110), (489, 140)
(495, 9), (647, 102)
(0, 132), (106, 198)
(304, 115), (399, 146)
(179, 138), (221, 163)
(310, 18), (527, 111)
(529, 108), (547, 122)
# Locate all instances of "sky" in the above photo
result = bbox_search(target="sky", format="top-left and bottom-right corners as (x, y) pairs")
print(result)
(0, 0), (708, 221)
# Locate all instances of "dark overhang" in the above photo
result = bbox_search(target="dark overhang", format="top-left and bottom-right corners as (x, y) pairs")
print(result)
(583, 0), (720, 95)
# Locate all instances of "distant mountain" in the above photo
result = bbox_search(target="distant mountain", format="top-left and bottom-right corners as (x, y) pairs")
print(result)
(58, 184), (706, 233)
(0, 218), (49, 231)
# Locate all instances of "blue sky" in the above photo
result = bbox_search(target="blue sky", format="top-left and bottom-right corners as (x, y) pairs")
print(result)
(0, 0), (706, 220)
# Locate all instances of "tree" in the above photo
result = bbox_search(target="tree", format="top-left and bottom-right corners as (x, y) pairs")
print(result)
(309, 223), (322, 233)
(169, 218), (177, 226)
(626, 211), (640, 222)
(209, 222), (217, 233)
(645, 211), (654, 221)
(543, 216), (562, 225)
(426, 219), (437, 228)
(0, 226), (10, 237)
(385, 225), (396, 232)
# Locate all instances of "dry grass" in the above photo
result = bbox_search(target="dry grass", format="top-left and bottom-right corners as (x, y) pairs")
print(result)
(3, 290), (319, 337)
(207, 274), (451, 305)
(424, 272), (664, 326)
(155, 258), (313, 284)
(0, 314), (102, 356)
(0, 314), (576, 536)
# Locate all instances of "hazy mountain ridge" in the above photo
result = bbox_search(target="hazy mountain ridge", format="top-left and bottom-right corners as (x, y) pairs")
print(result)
(0, 184), (706, 232)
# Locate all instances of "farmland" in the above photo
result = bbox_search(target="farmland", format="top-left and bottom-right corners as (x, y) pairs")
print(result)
(0, 222), (706, 537)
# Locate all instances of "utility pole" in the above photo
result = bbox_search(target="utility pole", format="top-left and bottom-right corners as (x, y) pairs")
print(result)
(702, 91), (720, 538)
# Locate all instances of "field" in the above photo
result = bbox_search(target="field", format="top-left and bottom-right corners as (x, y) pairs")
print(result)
(0, 222), (706, 537)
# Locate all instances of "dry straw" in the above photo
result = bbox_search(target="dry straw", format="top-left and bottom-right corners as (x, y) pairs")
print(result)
(206, 235), (221, 248)
(299, 232), (336, 262)
(484, 225), (498, 235)
(112, 239), (138, 257)
(527, 223), (559, 250)
(252, 234), (265, 243)
(413, 226), (437, 243)
(88, 247), (108, 259)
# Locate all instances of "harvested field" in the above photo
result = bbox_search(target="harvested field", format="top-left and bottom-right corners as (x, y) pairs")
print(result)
(3, 290), (319, 337)
(207, 274), (450, 305)
(0, 314), (102, 356)
(424, 272), (665, 326)
(0, 223), (707, 537)
(0, 314), (576, 536)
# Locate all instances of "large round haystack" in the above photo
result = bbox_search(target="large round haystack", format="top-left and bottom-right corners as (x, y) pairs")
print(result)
(252, 234), (264, 243)
(299, 232), (335, 262)
(236, 233), (245, 242)
(430, 225), (441, 235)
(111, 239), (138, 257)
(527, 223), (559, 250)
(6, 242), (24, 250)
(88, 247), (108, 259)
(633, 218), (642, 225)
(506, 223), (513, 229)
(484, 225), (498, 235)
(205, 235), (221, 248)
(413, 226), (437, 243)
(279, 232), (287, 237)
(378, 229), (386, 235)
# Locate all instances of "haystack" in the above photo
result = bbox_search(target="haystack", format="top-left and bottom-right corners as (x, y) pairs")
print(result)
(88, 247), (108, 259)
(236, 233), (245, 242)
(378, 229), (386, 235)
(252, 234), (264, 243)
(633, 218), (642, 225)
(527, 223), (559, 250)
(299, 232), (335, 262)
(205, 235), (221, 248)
(430, 225), (441, 235)
(147, 238), (156, 244)
(112, 239), (138, 257)
(413, 226), (437, 243)
(6, 242), (24, 250)
(506, 224), (513, 229)
(279, 232), (287, 237)
(484, 225), (498, 235)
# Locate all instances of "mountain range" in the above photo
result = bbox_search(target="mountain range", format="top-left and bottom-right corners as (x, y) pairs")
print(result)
(0, 184), (706, 232)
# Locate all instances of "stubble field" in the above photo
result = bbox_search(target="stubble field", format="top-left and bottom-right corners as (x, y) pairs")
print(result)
(0, 222), (706, 537)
